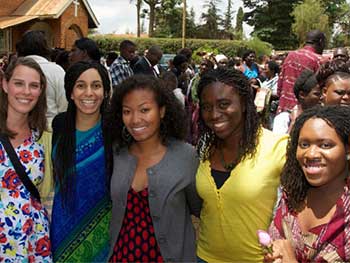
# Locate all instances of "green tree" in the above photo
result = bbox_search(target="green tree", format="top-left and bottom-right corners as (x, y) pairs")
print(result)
(234, 7), (244, 40)
(186, 7), (197, 38)
(143, 0), (161, 37)
(199, 0), (222, 39)
(153, 0), (183, 37)
(243, 0), (298, 49)
(334, 2), (350, 45)
(223, 0), (234, 32)
(320, 0), (347, 28)
(291, 0), (330, 44)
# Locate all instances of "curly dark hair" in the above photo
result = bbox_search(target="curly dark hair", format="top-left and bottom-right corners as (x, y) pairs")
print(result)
(281, 105), (350, 211)
(316, 60), (350, 87)
(196, 68), (260, 162)
(105, 74), (187, 151)
(293, 69), (318, 101)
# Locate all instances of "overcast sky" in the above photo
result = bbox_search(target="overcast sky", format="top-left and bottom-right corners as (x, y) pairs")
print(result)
(88, 0), (252, 36)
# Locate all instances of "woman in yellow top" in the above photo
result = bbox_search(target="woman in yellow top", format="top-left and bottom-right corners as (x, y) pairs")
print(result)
(196, 68), (288, 262)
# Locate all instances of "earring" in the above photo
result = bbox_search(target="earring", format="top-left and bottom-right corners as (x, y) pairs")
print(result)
(122, 126), (132, 142)
(346, 154), (350, 161)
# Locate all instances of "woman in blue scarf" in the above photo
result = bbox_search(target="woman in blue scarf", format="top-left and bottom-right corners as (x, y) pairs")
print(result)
(50, 61), (112, 262)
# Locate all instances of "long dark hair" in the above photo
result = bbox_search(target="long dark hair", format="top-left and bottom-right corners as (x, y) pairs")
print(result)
(196, 68), (260, 162)
(0, 57), (47, 138)
(53, 61), (111, 199)
(281, 105), (350, 211)
(105, 74), (187, 151)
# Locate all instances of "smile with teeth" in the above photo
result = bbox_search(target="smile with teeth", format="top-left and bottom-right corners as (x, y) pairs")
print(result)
(131, 127), (146, 132)
(81, 99), (97, 105)
(303, 161), (324, 174)
(213, 122), (227, 129)
(17, 98), (32, 104)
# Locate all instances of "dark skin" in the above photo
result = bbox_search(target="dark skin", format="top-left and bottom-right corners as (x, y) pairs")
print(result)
(200, 82), (245, 172)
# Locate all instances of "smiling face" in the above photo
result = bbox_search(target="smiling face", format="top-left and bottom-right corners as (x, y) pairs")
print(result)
(122, 88), (165, 144)
(323, 77), (350, 106)
(2, 65), (42, 118)
(297, 118), (348, 189)
(200, 81), (245, 140)
(70, 68), (104, 119)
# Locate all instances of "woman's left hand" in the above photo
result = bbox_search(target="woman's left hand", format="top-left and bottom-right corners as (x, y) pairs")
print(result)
(264, 239), (297, 263)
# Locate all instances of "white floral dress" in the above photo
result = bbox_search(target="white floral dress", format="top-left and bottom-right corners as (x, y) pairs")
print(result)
(0, 131), (52, 262)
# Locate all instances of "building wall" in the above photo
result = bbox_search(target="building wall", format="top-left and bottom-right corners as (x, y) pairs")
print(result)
(59, 0), (88, 50)
(0, 0), (26, 16)
(9, 0), (89, 52)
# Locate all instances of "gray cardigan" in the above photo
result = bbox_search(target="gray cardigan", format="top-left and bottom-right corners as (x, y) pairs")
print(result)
(109, 140), (201, 262)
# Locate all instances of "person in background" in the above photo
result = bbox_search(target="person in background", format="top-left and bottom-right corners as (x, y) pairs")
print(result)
(68, 37), (101, 66)
(178, 47), (196, 78)
(332, 47), (349, 63)
(196, 68), (288, 262)
(273, 69), (321, 134)
(277, 30), (326, 114)
(239, 49), (259, 85)
(171, 54), (190, 95)
(267, 106), (350, 262)
(215, 54), (228, 69)
(106, 75), (201, 262)
(50, 62), (112, 262)
(317, 60), (350, 106)
(109, 40), (137, 88)
(161, 71), (185, 108)
(54, 50), (70, 72)
(16, 30), (67, 129)
(133, 45), (163, 77)
(106, 51), (118, 68)
(0, 57), (52, 261)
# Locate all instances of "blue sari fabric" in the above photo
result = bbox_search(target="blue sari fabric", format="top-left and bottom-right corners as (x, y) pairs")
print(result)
(51, 121), (111, 262)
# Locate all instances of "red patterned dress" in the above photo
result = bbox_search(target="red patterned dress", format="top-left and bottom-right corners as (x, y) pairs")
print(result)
(0, 131), (51, 262)
(110, 188), (163, 263)
(268, 180), (350, 262)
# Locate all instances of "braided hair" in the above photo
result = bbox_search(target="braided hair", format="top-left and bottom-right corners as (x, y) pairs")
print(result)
(196, 68), (260, 162)
(281, 105), (350, 211)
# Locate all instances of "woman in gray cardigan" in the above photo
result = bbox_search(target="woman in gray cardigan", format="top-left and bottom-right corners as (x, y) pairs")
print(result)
(106, 75), (202, 262)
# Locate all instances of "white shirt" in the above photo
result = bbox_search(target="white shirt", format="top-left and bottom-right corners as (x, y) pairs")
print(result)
(26, 55), (67, 130)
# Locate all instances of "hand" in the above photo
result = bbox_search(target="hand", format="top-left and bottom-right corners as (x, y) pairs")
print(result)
(264, 239), (297, 263)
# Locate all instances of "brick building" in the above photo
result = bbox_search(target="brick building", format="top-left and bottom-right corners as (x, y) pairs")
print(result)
(0, 0), (98, 53)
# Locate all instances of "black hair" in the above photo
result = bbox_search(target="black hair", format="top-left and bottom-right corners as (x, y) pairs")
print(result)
(16, 30), (51, 59)
(172, 54), (188, 68)
(106, 74), (187, 151)
(267, 60), (280, 75)
(53, 61), (112, 201)
(316, 60), (350, 87)
(119, 40), (136, 51)
(242, 49), (256, 61)
(281, 105), (350, 211)
(293, 69), (318, 100)
(74, 37), (101, 62)
(196, 68), (261, 162)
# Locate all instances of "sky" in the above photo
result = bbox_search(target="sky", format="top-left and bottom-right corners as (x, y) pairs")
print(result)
(88, 0), (252, 36)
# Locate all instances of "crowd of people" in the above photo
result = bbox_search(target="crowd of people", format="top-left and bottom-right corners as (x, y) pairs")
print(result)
(0, 28), (350, 262)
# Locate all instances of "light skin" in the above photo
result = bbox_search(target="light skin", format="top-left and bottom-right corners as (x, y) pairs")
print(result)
(266, 118), (348, 263)
(323, 78), (350, 106)
(122, 88), (166, 192)
(200, 82), (245, 172)
(70, 68), (104, 131)
(2, 65), (42, 147)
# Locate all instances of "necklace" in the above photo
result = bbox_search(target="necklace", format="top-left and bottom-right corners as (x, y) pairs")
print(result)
(219, 147), (237, 171)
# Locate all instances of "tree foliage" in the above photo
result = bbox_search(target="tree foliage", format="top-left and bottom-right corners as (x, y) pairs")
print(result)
(243, 0), (298, 50)
(223, 0), (234, 32)
(198, 0), (223, 39)
(291, 0), (330, 45)
(234, 7), (244, 40)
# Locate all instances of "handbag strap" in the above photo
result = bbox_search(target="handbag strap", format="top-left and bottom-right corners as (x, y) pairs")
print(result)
(0, 134), (41, 202)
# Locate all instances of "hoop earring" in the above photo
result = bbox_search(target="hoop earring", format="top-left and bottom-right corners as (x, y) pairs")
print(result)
(122, 126), (132, 142)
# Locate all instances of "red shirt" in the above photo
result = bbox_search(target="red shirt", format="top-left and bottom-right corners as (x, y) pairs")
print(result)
(277, 46), (322, 113)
